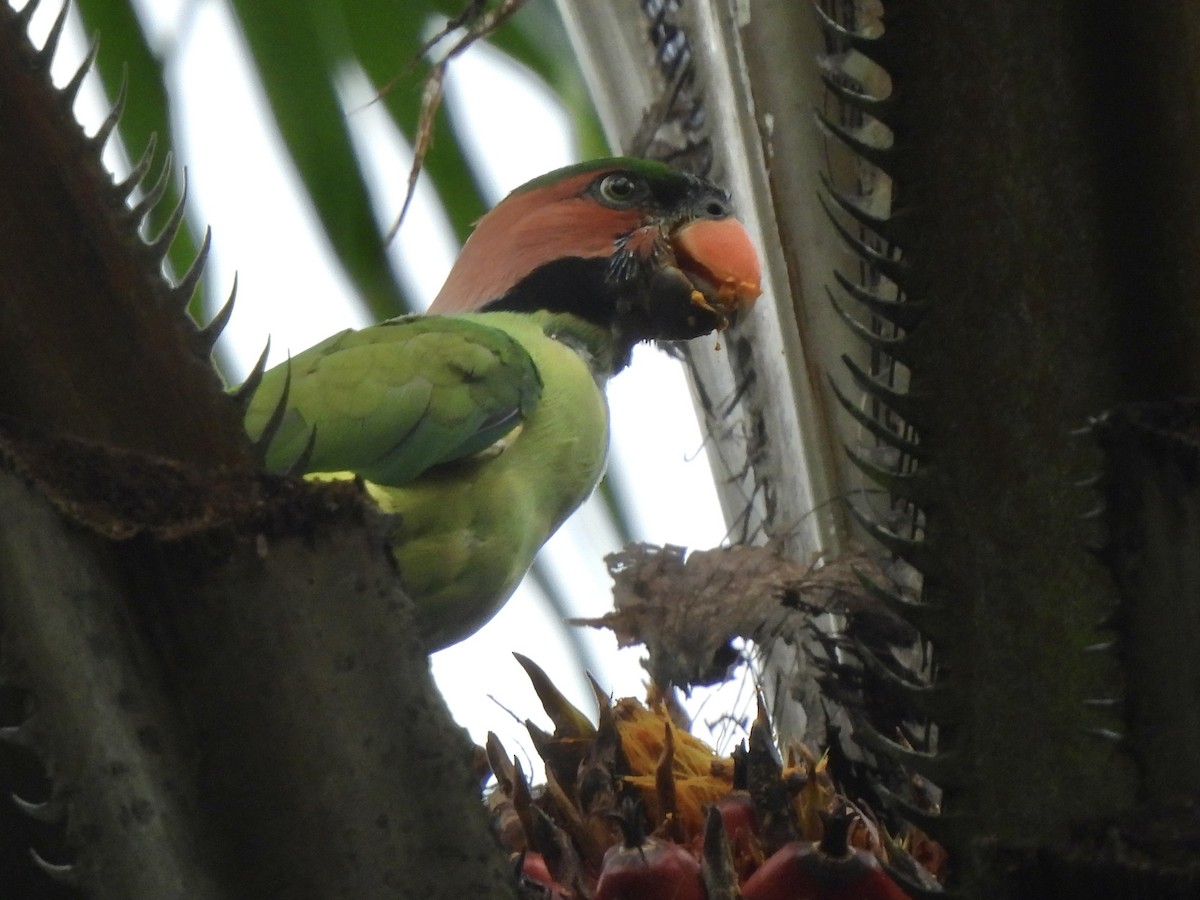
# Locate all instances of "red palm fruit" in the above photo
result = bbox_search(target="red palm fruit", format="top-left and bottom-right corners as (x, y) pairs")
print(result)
(518, 851), (570, 897)
(715, 789), (764, 881)
(740, 813), (912, 900)
(594, 799), (706, 900)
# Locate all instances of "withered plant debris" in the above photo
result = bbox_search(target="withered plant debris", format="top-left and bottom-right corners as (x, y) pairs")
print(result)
(0, 415), (368, 543)
(572, 541), (907, 691)
(385, 0), (530, 241)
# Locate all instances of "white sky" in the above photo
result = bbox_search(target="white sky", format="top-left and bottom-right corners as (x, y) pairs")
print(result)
(38, 0), (755, 763)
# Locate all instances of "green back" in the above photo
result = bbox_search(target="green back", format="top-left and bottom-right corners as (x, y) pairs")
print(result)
(243, 315), (543, 487)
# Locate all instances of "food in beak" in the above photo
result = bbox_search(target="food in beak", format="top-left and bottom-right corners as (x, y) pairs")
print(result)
(671, 217), (762, 328)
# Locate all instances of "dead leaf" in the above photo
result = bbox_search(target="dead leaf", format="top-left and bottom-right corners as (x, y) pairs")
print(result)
(571, 542), (889, 691)
(386, 0), (530, 242)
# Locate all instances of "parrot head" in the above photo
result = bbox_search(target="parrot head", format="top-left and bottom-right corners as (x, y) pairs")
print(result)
(429, 158), (762, 368)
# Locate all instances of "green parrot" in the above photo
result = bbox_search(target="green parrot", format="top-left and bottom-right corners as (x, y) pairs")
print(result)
(243, 158), (761, 651)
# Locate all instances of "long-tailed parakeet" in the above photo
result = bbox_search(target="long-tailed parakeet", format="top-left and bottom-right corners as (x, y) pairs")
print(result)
(243, 158), (761, 650)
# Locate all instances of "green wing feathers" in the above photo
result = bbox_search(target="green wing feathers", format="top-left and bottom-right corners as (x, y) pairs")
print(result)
(244, 315), (543, 486)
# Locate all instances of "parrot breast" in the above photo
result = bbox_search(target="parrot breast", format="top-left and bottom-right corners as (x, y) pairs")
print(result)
(373, 312), (611, 651)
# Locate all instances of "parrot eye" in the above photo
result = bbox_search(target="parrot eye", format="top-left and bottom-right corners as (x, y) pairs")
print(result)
(597, 173), (642, 206)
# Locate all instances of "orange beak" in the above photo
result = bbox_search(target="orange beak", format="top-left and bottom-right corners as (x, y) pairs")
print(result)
(671, 217), (762, 328)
